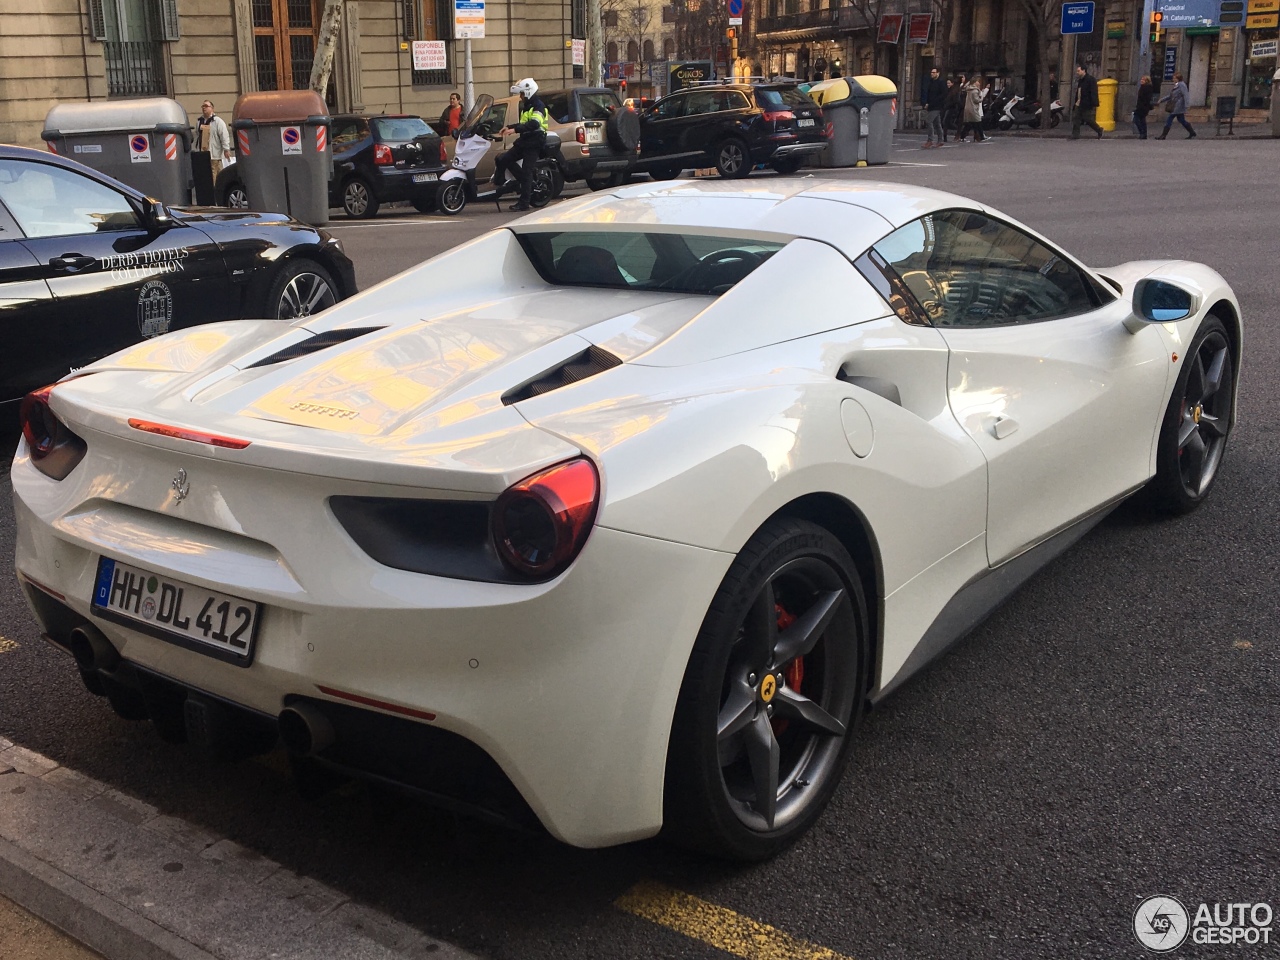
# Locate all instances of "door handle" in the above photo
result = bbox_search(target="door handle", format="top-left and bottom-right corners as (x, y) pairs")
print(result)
(992, 415), (1019, 439)
(49, 254), (96, 272)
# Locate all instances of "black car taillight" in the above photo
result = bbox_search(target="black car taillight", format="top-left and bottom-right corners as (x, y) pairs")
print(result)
(19, 385), (87, 481)
(373, 143), (394, 166)
(762, 110), (795, 122)
(492, 458), (599, 579)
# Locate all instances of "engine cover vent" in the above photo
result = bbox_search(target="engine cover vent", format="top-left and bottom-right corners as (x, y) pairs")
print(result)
(502, 346), (623, 405)
(247, 327), (385, 368)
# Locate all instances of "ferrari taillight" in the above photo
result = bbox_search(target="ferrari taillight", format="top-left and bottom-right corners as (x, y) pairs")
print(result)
(373, 143), (394, 166)
(19, 385), (87, 481)
(492, 458), (599, 579)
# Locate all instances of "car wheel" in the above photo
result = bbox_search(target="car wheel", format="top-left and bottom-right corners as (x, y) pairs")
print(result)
(587, 171), (626, 191)
(411, 195), (435, 214)
(649, 164), (683, 181)
(267, 259), (338, 320)
(342, 177), (379, 219)
(223, 182), (249, 209)
(663, 517), (868, 860)
(715, 138), (751, 179)
(1145, 316), (1234, 514)
(438, 179), (467, 215)
(770, 157), (802, 176)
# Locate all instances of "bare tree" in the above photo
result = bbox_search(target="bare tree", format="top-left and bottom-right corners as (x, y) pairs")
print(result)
(309, 0), (345, 95)
(1014, 0), (1063, 132)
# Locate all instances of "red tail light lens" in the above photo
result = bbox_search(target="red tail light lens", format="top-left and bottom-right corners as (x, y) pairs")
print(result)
(19, 385), (87, 481)
(492, 458), (599, 579)
(373, 143), (394, 166)
(576, 127), (586, 144)
(762, 110), (795, 122)
(439, 141), (448, 164)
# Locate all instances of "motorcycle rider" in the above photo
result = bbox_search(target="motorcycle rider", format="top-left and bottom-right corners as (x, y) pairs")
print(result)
(493, 77), (548, 211)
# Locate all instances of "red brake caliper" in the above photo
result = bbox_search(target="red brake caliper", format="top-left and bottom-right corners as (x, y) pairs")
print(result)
(772, 603), (803, 735)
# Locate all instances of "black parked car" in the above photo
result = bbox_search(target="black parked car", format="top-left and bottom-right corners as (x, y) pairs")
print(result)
(0, 144), (356, 405)
(637, 82), (828, 179)
(216, 114), (446, 219)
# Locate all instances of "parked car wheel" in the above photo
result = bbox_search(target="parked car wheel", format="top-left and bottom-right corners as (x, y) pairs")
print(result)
(649, 164), (683, 181)
(266, 259), (338, 320)
(663, 517), (868, 861)
(411, 195), (436, 213)
(770, 157), (803, 176)
(586, 171), (626, 191)
(342, 177), (379, 219)
(223, 182), (249, 209)
(438, 179), (467, 215)
(715, 138), (751, 179)
(1145, 316), (1234, 514)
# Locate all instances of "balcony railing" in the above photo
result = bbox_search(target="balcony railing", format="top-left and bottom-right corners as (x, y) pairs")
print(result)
(104, 40), (167, 96)
(755, 7), (841, 35)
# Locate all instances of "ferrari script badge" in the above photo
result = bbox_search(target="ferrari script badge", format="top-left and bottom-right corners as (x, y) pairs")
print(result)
(171, 468), (189, 502)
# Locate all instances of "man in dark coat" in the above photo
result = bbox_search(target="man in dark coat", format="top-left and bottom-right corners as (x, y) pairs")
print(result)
(921, 67), (948, 147)
(1071, 64), (1104, 139)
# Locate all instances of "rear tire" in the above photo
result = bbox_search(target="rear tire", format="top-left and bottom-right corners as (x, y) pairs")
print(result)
(715, 137), (751, 179)
(663, 518), (869, 861)
(587, 170), (625, 191)
(438, 179), (467, 215)
(411, 195), (435, 213)
(342, 177), (379, 219)
(649, 164), (682, 181)
(770, 157), (802, 176)
(266, 258), (338, 320)
(530, 165), (556, 208)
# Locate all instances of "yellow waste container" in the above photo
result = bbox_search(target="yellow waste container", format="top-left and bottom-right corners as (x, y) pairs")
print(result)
(1097, 78), (1119, 131)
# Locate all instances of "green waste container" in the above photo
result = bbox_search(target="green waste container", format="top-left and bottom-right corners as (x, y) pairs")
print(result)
(231, 90), (332, 226)
(41, 98), (193, 204)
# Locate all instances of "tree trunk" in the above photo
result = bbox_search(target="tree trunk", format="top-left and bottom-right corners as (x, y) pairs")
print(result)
(309, 0), (345, 96)
(1036, 22), (1055, 136)
(587, 0), (604, 85)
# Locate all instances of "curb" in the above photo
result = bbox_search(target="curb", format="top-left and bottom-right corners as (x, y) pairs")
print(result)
(0, 738), (479, 960)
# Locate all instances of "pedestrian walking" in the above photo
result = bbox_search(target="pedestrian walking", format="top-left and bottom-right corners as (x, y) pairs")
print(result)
(921, 67), (947, 148)
(1156, 73), (1197, 139)
(439, 92), (463, 136)
(1071, 65), (1104, 139)
(959, 78), (987, 143)
(1133, 75), (1155, 139)
(947, 75), (967, 141)
(196, 100), (233, 179)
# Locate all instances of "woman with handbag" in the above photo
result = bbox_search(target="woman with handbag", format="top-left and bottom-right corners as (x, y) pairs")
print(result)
(1156, 73), (1196, 139)
(958, 78), (988, 143)
(1133, 76), (1155, 139)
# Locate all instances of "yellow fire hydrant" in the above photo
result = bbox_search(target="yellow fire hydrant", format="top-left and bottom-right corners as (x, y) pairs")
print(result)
(1097, 77), (1119, 131)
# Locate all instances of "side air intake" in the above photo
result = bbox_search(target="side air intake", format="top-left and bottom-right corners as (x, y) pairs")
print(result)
(247, 327), (385, 368)
(501, 346), (622, 405)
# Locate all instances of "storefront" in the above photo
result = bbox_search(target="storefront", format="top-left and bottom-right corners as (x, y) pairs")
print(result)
(1243, 0), (1278, 107)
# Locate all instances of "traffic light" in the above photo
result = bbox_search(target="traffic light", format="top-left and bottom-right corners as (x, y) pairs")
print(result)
(726, 26), (736, 39)
(1149, 10), (1163, 43)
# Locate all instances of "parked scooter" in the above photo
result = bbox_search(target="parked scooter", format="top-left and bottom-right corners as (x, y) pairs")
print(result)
(438, 94), (560, 215)
(996, 94), (1065, 130)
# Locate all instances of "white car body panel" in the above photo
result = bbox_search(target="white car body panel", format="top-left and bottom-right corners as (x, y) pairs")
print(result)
(11, 181), (1243, 847)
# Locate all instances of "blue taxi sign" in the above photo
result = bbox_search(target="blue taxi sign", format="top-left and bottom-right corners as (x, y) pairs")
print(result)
(1061, 1), (1095, 33)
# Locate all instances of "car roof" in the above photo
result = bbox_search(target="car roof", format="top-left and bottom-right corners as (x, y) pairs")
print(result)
(508, 179), (984, 259)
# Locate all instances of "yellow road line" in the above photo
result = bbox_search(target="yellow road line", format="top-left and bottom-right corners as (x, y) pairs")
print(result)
(614, 881), (854, 960)
(0, 637), (18, 654)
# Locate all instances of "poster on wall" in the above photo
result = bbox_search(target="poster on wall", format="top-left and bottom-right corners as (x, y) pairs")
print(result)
(1251, 38), (1278, 58)
(1163, 45), (1179, 80)
(412, 40), (447, 70)
(878, 13), (903, 43)
(907, 13), (932, 42)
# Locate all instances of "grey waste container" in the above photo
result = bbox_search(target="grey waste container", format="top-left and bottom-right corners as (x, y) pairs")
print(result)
(1273, 68), (1280, 138)
(41, 98), (193, 204)
(846, 76), (897, 166)
(807, 78), (860, 167)
(231, 91), (331, 226)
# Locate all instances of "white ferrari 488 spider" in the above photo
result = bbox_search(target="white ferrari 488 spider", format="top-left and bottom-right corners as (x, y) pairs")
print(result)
(13, 180), (1240, 860)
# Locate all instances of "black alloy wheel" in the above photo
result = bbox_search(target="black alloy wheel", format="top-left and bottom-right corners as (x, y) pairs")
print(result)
(1147, 316), (1234, 513)
(224, 183), (249, 209)
(530, 166), (555, 208)
(342, 177), (379, 219)
(268, 259), (338, 320)
(438, 179), (467, 215)
(664, 518), (868, 860)
(715, 138), (751, 179)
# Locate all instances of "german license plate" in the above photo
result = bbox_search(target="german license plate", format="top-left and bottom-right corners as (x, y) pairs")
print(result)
(798, 118), (816, 128)
(412, 172), (438, 182)
(586, 126), (604, 144)
(92, 557), (261, 665)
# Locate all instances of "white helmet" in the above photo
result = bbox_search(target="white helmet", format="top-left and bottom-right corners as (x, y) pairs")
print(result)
(511, 78), (538, 98)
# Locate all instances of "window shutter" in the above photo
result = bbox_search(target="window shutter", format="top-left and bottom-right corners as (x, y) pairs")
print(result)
(159, 0), (180, 40)
(403, 0), (417, 39)
(87, 0), (107, 40)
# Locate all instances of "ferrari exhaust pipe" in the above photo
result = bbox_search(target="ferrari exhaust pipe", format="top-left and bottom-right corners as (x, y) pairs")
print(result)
(278, 703), (336, 756)
(66, 624), (120, 673)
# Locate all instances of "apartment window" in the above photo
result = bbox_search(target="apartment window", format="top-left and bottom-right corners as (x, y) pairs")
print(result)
(407, 0), (453, 86)
(252, 0), (319, 90)
(96, 0), (170, 96)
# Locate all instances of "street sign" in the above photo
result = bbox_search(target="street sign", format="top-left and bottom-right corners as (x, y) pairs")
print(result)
(728, 0), (743, 27)
(1061, 2), (1095, 34)
(454, 0), (485, 39)
(1163, 44), (1178, 80)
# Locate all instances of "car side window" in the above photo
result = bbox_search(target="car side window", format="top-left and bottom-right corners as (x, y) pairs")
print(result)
(544, 93), (571, 123)
(685, 92), (720, 115)
(870, 210), (1102, 327)
(653, 94), (687, 119)
(331, 121), (363, 150)
(718, 91), (750, 111)
(0, 159), (140, 239)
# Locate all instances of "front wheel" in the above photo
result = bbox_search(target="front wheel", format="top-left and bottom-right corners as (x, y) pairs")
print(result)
(266, 258), (338, 320)
(1049, 113), (1061, 128)
(715, 137), (751, 179)
(663, 518), (869, 860)
(223, 182), (249, 209)
(998, 118), (1012, 130)
(438, 179), (467, 215)
(1145, 316), (1234, 514)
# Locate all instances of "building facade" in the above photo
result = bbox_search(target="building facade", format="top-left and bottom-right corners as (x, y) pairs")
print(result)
(0, 0), (588, 150)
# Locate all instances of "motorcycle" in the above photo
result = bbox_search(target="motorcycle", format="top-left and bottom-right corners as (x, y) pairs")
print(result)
(438, 94), (561, 215)
(996, 95), (1065, 131)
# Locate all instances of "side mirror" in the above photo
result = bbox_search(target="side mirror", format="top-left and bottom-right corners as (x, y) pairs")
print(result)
(140, 197), (175, 233)
(1132, 278), (1196, 325)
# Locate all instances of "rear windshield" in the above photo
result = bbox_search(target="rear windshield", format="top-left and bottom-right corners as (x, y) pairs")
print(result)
(373, 116), (433, 142)
(517, 231), (786, 295)
(755, 87), (818, 109)
(578, 92), (621, 120)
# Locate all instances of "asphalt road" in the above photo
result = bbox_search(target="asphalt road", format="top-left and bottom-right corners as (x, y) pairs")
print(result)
(2, 133), (1277, 960)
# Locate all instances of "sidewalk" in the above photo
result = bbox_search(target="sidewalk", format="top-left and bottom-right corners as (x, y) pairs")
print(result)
(0, 737), (478, 960)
